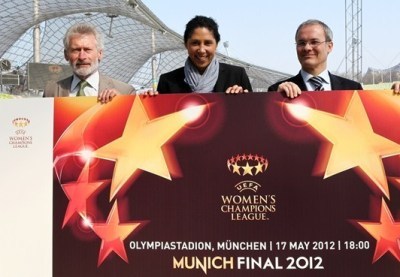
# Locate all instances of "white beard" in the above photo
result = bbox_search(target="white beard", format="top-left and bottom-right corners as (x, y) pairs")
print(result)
(72, 59), (99, 78)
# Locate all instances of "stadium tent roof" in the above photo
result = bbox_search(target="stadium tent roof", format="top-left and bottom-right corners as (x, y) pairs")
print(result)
(0, 0), (291, 92)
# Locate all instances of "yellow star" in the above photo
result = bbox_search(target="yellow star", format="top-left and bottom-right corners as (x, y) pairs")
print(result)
(232, 163), (241, 175)
(93, 96), (205, 200)
(242, 162), (253, 176)
(254, 162), (264, 175)
(286, 91), (400, 198)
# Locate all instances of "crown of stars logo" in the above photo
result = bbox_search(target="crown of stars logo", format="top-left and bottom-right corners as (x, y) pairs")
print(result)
(227, 153), (268, 176)
(12, 117), (30, 127)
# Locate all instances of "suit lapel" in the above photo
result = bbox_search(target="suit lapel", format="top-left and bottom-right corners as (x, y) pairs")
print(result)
(293, 72), (308, 91)
(59, 76), (73, 97)
(329, 73), (341, 90)
(98, 74), (111, 92)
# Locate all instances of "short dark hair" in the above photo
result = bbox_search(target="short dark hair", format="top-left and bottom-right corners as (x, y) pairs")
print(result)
(183, 15), (221, 44)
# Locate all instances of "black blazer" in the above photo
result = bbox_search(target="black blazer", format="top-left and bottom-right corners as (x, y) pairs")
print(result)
(267, 71), (363, 92)
(157, 62), (253, 93)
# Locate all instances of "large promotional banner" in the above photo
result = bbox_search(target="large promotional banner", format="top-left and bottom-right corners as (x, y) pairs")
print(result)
(0, 98), (53, 277)
(52, 91), (400, 276)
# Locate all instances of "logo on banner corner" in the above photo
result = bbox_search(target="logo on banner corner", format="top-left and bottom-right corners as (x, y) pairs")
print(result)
(9, 117), (32, 148)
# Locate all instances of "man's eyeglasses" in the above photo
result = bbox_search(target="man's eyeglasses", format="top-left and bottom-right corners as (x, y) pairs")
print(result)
(295, 40), (329, 48)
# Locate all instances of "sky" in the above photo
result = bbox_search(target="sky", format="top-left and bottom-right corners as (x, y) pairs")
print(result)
(142, 0), (400, 76)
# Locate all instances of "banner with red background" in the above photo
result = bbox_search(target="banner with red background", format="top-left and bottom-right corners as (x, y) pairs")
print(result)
(53, 91), (400, 276)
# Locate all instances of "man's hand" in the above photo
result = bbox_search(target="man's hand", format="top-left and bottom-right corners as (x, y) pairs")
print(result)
(392, 82), (400, 94)
(277, 82), (302, 98)
(142, 89), (159, 96)
(98, 89), (119, 104)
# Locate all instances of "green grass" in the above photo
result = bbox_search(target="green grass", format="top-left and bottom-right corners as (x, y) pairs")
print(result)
(363, 82), (393, 90)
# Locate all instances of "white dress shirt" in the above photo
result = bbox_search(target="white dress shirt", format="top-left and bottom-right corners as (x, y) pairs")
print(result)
(300, 69), (331, 91)
(70, 71), (100, 97)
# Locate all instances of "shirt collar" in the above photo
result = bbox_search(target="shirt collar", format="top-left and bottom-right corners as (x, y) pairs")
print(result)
(71, 71), (100, 92)
(300, 69), (330, 84)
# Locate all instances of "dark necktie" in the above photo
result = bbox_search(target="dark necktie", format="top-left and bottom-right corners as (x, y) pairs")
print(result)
(309, 76), (325, 91)
(76, 80), (88, 96)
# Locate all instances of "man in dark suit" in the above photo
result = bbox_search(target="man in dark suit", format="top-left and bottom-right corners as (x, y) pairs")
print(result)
(268, 19), (362, 98)
(43, 23), (134, 103)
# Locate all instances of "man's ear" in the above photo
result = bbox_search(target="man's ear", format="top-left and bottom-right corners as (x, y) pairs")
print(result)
(98, 49), (103, 62)
(327, 41), (333, 54)
(64, 49), (69, 61)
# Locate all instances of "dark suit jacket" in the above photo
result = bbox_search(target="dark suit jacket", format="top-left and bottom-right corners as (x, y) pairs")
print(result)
(267, 71), (363, 92)
(43, 73), (135, 97)
(157, 62), (253, 93)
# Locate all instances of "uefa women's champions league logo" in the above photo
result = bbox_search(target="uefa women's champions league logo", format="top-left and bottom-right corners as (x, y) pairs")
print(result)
(9, 117), (32, 148)
(223, 153), (276, 221)
(226, 153), (269, 194)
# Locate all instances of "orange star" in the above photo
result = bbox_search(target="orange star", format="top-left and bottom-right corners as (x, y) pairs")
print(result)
(61, 162), (107, 228)
(286, 92), (400, 198)
(356, 199), (400, 262)
(93, 96), (205, 200)
(91, 201), (142, 266)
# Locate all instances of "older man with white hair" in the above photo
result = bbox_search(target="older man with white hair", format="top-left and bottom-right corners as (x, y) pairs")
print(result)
(44, 22), (134, 103)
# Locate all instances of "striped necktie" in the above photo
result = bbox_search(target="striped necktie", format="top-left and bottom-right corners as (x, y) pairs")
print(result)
(76, 80), (88, 96)
(309, 76), (325, 91)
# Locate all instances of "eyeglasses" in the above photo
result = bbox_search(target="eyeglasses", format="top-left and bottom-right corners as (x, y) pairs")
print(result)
(295, 40), (329, 48)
